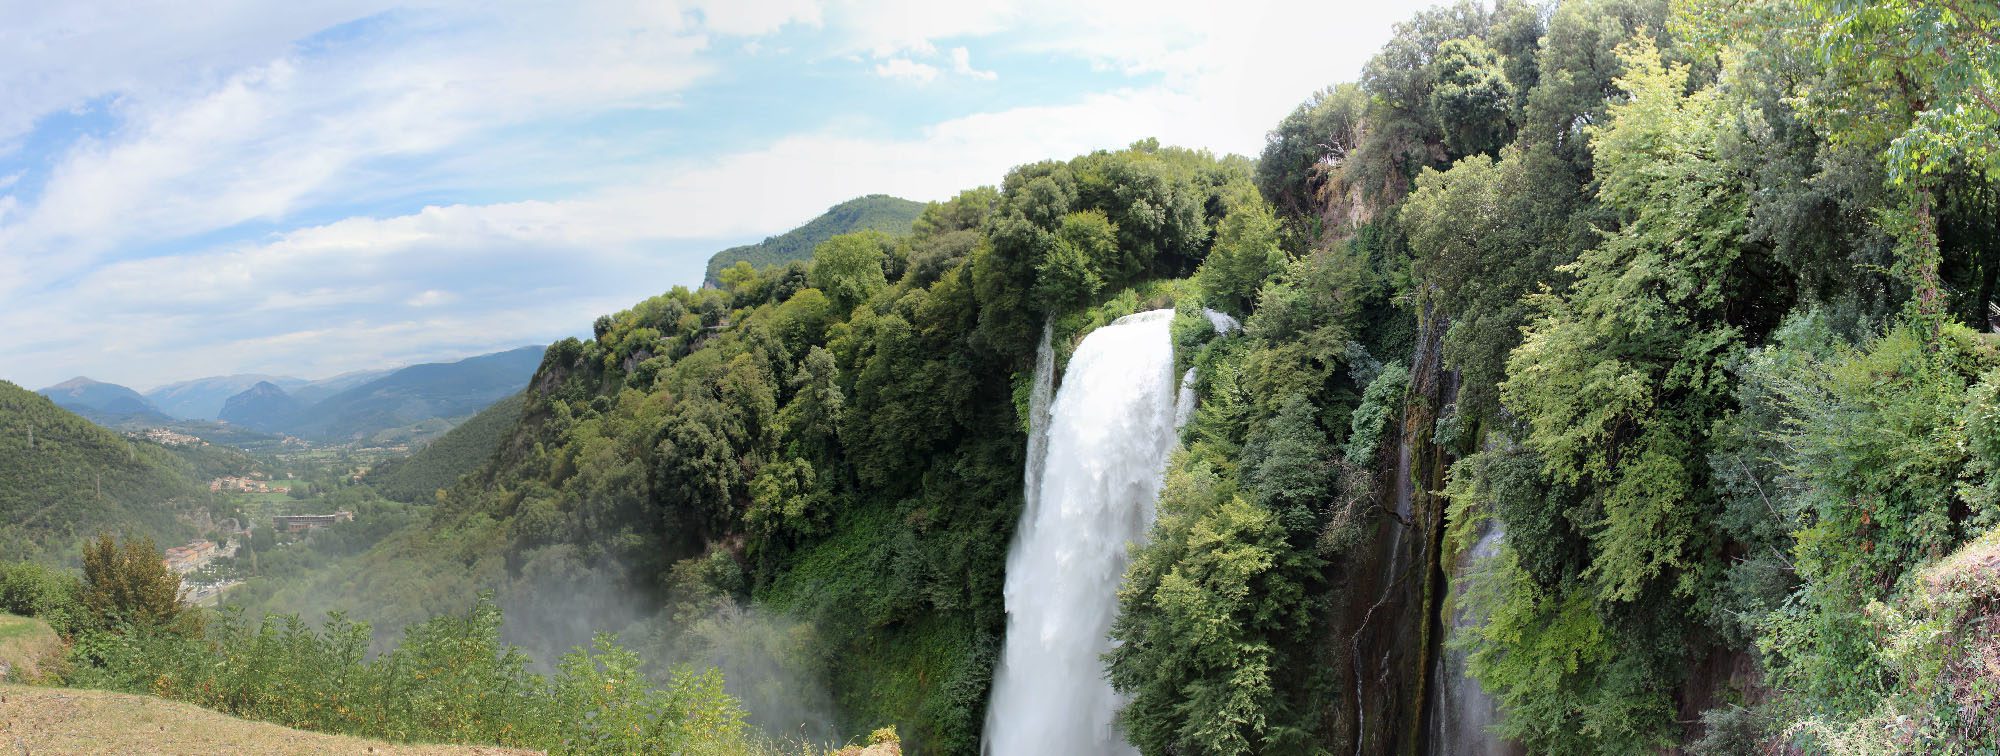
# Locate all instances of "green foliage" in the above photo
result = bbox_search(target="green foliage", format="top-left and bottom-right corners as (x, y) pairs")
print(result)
(703, 194), (926, 287)
(1255, 83), (1367, 219)
(367, 392), (527, 502)
(67, 596), (764, 754)
(0, 381), (207, 562)
(1195, 189), (1286, 317)
(0, 561), (86, 637)
(1342, 364), (1408, 466)
(1427, 37), (1515, 155)
(1503, 36), (1745, 603)
(811, 231), (894, 313)
(1110, 451), (1319, 756)
(79, 533), (199, 637)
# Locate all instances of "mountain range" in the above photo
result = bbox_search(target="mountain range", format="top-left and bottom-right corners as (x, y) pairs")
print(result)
(37, 347), (542, 445)
(216, 346), (545, 442)
(144, 371), (392, 420)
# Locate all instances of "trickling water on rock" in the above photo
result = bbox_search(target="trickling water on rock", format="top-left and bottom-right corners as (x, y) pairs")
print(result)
(985, 309), (1181, 756)
(1426, 519), (1519, 756)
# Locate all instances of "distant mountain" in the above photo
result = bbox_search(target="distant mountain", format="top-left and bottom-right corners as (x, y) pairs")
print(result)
(290, 368), (395, 405)
(147, 374), (306, 420)
(0, 381), (209, 562)
(702, 194), (925, 286)
(286, 347), (543, 442)
(218, 381), (306, 433)
(209, 347), (542, 442)
(36, 377), (172, 424)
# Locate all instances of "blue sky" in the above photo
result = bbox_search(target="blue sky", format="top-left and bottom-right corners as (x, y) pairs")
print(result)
(0, 0), (1451, 391)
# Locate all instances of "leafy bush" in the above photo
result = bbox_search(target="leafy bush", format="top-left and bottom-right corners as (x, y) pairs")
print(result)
(67, 596), (765, 755)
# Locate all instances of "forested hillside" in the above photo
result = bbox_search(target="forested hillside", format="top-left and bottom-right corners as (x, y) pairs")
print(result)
(366, 392), (527, 502)
(0, 382), (212, 562)
(701, 195), (926, 287)
(185, 0), (2000, 753)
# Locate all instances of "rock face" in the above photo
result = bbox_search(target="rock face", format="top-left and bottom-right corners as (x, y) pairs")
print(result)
(218, 381), (305, 433)
(1328, 306), (1459, 755)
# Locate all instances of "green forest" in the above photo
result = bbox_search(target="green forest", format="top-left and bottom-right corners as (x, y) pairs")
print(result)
(6, 0), (2000, 753)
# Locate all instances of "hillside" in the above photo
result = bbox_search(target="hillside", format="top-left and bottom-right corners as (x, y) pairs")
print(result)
(0, 382), (208, 562)
(702, 194), (924, 286)
(366, 392), (527, 503)
(37, 377), (172, 425)
(0, 684), (537, 755)
(147, 374), (305, 420)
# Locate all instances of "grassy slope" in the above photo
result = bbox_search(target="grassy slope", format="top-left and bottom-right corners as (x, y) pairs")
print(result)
(0, 683), (537, 755)
(702, 195), (924, 286)
(0, 614), (61, 682)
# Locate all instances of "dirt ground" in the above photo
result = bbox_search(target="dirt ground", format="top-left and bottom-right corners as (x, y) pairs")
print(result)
(0, 683), (542, 756)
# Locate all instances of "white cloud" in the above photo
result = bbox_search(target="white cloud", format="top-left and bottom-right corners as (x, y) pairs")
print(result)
(874, 57), (941, 83)
(0, 0), (1463, 389)
(0, 1), (722, 295)
(950, 47), (997, 80)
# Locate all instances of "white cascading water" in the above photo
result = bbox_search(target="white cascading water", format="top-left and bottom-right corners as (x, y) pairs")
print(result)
(985, 309), (1183, 755)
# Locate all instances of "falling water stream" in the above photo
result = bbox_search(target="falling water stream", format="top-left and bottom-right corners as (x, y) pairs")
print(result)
(984, 309), (1183, 755)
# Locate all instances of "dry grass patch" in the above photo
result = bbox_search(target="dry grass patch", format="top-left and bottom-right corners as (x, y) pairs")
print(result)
(0, 683), (542, 755)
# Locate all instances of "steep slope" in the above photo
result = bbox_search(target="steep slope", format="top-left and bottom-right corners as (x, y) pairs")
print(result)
(702, 194), (924, 286)
(218, 381), (306, 433)
(281, 347), (543, 442)
(0, 381), (208, 562)
(147, 374), (306, 420)
(366, 392), (527, 502)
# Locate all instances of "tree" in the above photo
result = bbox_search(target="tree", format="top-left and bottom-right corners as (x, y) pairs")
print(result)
(1428, 37), (1516, 155)
(1791, 0), (2000, 334)
(80, 533), (198, 635)
(1109, 455), (1316, 756)
(809, 231), (892, 312)
(1255, 84), (1367, 218)
(1033, 211), (1115, 310)
(1196, 189), (1286, 317)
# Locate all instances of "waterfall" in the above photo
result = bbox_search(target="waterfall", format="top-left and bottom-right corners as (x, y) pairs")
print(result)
(1425, 519), (1518, 756)
(1174, 368), (1198, 430)
(985, 309), (1182, 756)
(1202, 308), (1241, 335)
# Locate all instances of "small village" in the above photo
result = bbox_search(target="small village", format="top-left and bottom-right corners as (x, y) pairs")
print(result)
(207, 475), (289, 494)
(127, 428), (206, 447)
